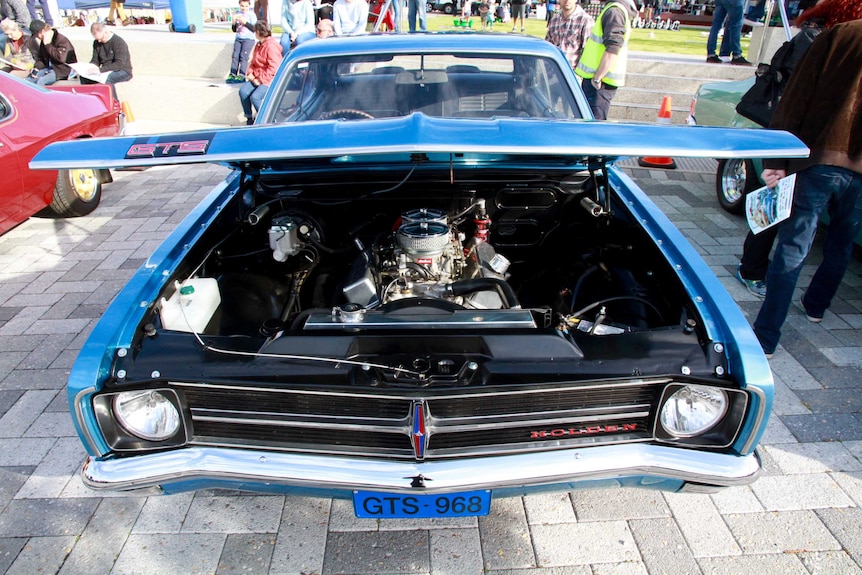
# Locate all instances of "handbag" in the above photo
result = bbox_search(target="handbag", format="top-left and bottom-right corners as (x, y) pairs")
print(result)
(735, 25), (822, 128)
(735, 63), (781, 127)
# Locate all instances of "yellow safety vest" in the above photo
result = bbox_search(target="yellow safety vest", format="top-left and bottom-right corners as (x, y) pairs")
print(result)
(575, 1), (631, 87)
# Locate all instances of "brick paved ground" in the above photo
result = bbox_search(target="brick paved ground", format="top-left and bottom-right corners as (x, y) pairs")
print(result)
(0, 160), (860, 575)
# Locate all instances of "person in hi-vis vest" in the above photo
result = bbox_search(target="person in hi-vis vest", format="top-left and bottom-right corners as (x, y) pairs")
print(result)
(575, 0), (638, 120)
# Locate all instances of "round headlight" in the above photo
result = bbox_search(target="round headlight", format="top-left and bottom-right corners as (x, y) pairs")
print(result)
(114, 390), (181, 441)
(659, 385), (727, 438)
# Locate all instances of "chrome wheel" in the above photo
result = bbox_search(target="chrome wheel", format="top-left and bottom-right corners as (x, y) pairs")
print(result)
(716, 159), (755, 215)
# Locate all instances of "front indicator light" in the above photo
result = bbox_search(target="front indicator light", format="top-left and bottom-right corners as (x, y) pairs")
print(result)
(114, 390), (181, 441)
(659, 385), (727, 438)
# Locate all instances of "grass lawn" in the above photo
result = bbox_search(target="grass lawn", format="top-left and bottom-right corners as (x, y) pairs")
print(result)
(420, 13), (748, 58)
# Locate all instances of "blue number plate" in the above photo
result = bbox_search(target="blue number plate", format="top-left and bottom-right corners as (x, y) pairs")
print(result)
(353, 490), (491, 518)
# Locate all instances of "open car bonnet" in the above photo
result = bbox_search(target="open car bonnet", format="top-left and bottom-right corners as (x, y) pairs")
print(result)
(30, 114), (808, 172)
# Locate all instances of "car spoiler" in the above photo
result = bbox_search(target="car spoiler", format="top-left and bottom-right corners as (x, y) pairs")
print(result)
(30, 114), (808, 172)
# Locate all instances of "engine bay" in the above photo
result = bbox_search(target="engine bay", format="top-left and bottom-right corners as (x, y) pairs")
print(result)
(150, 168), (697, 348)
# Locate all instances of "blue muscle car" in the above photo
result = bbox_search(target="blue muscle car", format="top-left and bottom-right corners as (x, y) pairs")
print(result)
(32, 34), (807, 518)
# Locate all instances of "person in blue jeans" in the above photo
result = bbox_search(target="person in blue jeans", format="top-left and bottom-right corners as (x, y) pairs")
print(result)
(705, 0), (750, 65)
(406, 0), (425, 31)
(752, 16), (862, 358)
(228, 0), (257, 83)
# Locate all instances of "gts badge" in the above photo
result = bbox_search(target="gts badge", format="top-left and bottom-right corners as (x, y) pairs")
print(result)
(125, 136), (213, 159)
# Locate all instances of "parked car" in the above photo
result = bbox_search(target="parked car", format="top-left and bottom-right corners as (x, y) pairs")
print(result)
(428, 0), (456, 13)
(687, 77), (762, 214)
(0, 71), (122, 235)
(33, 34), (807, 518)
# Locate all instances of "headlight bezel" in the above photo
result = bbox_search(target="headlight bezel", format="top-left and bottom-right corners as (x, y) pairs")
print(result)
(653, 383), (749, 448)
(94, 388), (188, 451)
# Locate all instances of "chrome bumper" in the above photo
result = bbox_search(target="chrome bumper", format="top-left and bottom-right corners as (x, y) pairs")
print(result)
(83, 444), (761, 494)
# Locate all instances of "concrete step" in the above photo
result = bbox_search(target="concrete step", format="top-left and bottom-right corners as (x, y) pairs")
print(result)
(63, 24), (235, 79)
(114, 76), (243, 127)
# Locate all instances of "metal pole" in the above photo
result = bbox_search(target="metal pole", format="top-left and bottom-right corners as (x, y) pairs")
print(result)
(372, 0), (393, 31)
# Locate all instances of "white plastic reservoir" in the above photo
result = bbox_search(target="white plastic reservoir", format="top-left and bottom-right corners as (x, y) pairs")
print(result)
(159, 278), (221, 333)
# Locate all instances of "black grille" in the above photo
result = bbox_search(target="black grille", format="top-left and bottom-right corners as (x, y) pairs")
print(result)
(175, 380), (665, 460)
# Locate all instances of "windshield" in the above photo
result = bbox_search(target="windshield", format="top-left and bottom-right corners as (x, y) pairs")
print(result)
(266, 53), (583, 122)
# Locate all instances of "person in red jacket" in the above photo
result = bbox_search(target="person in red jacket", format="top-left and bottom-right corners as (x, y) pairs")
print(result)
(239, 21), (283, 125)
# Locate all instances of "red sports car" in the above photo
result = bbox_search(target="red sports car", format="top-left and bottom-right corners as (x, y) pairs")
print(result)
(0, 71), (122, 235)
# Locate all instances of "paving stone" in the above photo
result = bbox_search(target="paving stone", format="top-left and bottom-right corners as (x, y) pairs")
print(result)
(0, 368), (69, 390)
(58, 497), (145, 575)
(523, 492), (577, 525)
(0, 467), (31, 515)
(768, 354), (822, 391)
(3, 535), (77, 575)
(131, 492), (195, 533)
(572, 488), (670, 522)
(216, 533), (277, 575)
(764, 443), (862, 475)
(489, 567), (592, 575)
(750, 474), (854, 511)
(110, 533), (226, 575)
(270, 496), (330, 575)
(662, 493), (740, 557)
(696, 553), (809, 574)
(0, 438), (56, 466)
(322, 530), (430, 575)
(782, 413), (862, 442)
(0, 537), (28, 574)
(629, 517), (701, 575)
(180, 495), (285, 534)
(479, 497), (535, 570)
(770, 377), (810, 417)
(759, 415), (798, 445)
(709, 486), (764, 515)
(0, 497), (100, 538)
(21, 410), (78, 439)
(531, 521), (640, 566)
(723, 510), (840, 554)
(831, 471), (862, 507)
(429, 527), (483, 575)
(0, 390), (24, 418)
(796, 388), (862, 415)
(798, 550), (862, 574)
(15, 437), (86, 500)
(0, 393), (60, 434)
(815, 507), (862, 567)
(822, 347), (862, 367)
(590, 563), (648, 575)
(327, 497), (380, 532)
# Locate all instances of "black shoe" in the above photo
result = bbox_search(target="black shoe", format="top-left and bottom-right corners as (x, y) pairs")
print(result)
(706, 55), (722, 63)
(731, 56), (752, 66)
(246, 118), (254, 125)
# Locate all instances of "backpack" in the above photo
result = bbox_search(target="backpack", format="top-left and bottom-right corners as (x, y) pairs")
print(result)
(735, 24), (823, 127)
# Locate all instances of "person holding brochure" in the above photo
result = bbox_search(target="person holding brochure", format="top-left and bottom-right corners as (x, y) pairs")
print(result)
(752, 11), (862, 359)
(78, 21), (132, 86)
(0, 18), (33, 73)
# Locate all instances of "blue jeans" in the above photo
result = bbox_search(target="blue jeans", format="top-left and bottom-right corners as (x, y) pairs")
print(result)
(239, 81), (269, 120)
(407, 0), (426, 31)
(28, 68), (57, 86)
(231, 37), (256, 75)
(707, 0), (743, 58)
(391, 0), (402, 32)
(280, 30), (315, 56)
(753, 165), (862, 354)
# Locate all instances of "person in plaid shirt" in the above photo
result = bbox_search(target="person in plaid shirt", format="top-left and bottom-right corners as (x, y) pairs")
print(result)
(545, 0), (594, 70)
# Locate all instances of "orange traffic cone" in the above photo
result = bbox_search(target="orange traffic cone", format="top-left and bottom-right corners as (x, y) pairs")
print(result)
(638, 96), (677, 169)
(121, 101), (135, 123)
